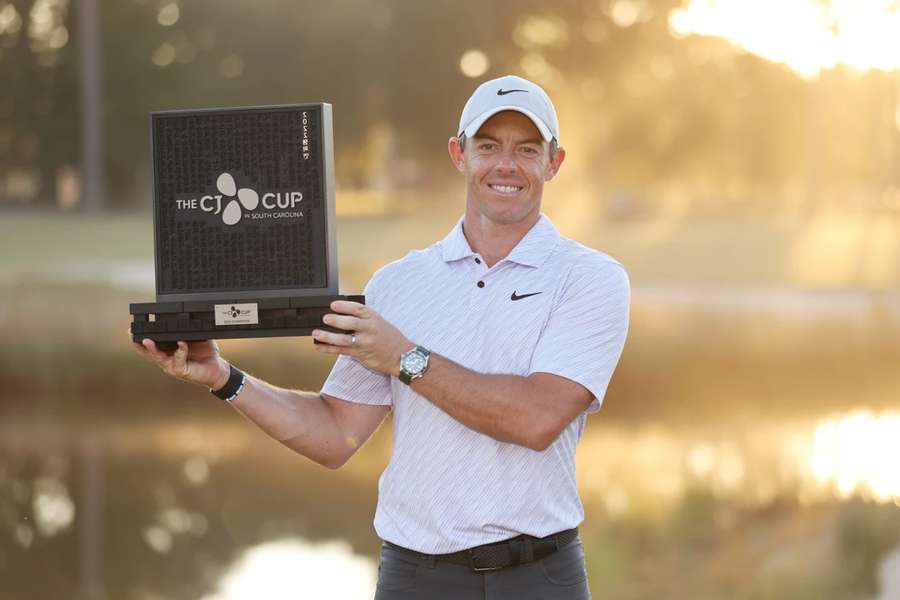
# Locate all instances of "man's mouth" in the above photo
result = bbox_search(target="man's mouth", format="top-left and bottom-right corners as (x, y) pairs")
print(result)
(488, 184), (523, 195)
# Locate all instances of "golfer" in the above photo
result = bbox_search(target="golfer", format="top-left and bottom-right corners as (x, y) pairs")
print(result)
(133, 74), (630, 600)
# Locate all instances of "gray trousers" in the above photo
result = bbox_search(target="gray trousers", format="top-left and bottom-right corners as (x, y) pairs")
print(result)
(373, 537), (592, 600)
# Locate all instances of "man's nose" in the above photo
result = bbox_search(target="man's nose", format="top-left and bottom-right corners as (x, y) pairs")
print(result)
(493, 151), (518, 171)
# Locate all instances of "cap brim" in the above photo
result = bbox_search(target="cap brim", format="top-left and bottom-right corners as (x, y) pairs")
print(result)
(461, 106), (554, 142)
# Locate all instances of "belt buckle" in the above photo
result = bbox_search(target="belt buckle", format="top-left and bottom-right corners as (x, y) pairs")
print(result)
(468, 548), (506, 572)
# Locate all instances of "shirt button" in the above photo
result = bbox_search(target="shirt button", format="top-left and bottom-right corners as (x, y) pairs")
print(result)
(474, 257), (481, 264)
(477, 280), (485, 288)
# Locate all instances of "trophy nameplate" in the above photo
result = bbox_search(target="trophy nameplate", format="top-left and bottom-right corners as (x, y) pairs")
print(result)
(130, 103), (362, 350)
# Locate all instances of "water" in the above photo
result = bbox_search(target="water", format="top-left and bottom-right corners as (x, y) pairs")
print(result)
(2, 411), (900, 599)
(202, 538), (377, 600)
(0, 420), (385, 599)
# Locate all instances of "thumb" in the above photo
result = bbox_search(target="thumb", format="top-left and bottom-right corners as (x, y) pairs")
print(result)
(173, 341), (190, 376)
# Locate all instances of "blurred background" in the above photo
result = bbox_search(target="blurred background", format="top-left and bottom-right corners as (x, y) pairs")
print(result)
(2, 0), (900, 598)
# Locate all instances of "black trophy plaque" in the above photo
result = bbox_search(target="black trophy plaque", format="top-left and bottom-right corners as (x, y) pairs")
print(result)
(130, 103), (362, 350)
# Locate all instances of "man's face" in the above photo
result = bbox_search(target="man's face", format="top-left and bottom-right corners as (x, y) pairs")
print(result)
(450, 110), (565, 227)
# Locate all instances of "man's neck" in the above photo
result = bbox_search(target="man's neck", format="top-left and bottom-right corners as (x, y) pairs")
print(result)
(462, 211), (540, 268)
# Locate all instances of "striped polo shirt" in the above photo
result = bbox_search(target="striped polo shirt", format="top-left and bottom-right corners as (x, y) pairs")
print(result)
(321, 213), (630, 554)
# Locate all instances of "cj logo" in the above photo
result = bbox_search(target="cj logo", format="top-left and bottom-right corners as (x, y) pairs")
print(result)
(217, 173), (258, 226)
(227, 305), (248, 318)
(214, 302), (259, 326)
(175, 172), (304, 225)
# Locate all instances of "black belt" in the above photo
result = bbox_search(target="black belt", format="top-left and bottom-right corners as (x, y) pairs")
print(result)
(384, 527), (578, 572)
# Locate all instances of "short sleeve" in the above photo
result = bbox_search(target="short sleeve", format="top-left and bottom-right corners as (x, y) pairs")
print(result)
(528, 263), (630, 414)
(320, 274), (393, 406)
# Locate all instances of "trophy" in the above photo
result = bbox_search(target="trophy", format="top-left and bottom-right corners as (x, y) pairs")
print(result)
(129, 103), (362, 351)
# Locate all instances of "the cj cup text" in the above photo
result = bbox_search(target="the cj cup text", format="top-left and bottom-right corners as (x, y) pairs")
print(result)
(174, 172), (305, 226)
(175, 192), (303, 213)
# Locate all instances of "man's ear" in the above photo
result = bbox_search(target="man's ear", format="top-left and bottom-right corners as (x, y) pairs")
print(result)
(545, 145), (566, 181)
(448, 137), (466, 172)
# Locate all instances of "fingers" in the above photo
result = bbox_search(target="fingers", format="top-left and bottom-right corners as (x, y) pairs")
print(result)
(131, 336), (177, 378)
(141, 339), (190, 378)
(129, 328), (150, 356)
(312, 328), (356, 348)
(129, 330), (215, 386)
(322, 313), (361, 331)
(132, 342), (151, 360)
(330, 300), (372, 319)
(313, 341), (346, 355)
(141, 338), (170, 363)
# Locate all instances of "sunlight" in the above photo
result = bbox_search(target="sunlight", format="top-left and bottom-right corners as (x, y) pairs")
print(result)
(810, 411), (900, 503)
(578, 410), (900, 519)
(202, 538), (377, 600)
(670, 0), (900, 78)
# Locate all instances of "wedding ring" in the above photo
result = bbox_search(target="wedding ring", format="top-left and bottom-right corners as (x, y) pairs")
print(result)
(350, 334), (357, 346)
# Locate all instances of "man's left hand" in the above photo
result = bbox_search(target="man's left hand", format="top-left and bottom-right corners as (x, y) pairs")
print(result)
(312, 301), (413, 377)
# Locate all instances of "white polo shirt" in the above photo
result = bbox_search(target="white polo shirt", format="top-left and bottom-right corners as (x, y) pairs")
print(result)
(321, 213), (630, 554)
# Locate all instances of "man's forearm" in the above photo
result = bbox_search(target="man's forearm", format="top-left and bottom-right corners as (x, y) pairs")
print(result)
(310, 301), (588, 451)
(408, 353), (552, 450)
(228, 374), (348, 469)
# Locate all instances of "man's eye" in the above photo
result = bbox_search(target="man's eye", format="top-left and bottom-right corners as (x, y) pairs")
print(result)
(521, 146), (538, 154)
(480, 143), (496, 151)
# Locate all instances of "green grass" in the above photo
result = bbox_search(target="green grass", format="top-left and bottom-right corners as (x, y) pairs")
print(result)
(3, 206), (899, 289)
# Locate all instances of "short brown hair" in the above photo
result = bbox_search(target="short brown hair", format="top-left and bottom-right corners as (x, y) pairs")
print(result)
(458, 134), (558, 160)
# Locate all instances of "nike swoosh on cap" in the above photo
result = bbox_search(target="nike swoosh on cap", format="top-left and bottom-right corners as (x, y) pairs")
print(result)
(497, 88), (527, 96)
(510, 291), (542, 301)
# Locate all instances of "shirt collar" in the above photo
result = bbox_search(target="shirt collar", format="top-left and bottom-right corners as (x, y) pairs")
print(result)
(439, 213), (560, 268)
(439, 216), (475, 262)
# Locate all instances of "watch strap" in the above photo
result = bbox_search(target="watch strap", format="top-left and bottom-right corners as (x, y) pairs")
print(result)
(211, 364), (245, 402)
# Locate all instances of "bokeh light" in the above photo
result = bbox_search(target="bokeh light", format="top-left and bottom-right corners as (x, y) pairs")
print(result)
(156, 2), (179, 27)
(459, 49), (489, 78)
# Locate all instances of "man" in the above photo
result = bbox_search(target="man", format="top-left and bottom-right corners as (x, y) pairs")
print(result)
(133, 75), (630, 599)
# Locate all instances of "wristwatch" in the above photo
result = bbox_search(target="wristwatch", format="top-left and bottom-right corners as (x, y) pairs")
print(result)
(399, 346), (430, 385)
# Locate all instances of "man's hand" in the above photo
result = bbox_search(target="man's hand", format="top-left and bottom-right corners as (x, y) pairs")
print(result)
(312, 301), (413, 377)
(131, 334), (231, 390)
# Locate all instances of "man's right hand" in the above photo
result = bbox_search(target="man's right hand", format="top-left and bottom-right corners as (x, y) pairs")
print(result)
(129, 332), (391, 469)
(131, 336), (231, 391)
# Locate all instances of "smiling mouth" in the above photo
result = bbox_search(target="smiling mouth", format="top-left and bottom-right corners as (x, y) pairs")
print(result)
(488, 184), (523, 194)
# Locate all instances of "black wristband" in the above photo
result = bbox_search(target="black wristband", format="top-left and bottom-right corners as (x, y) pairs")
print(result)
(211, 364), (245, 402)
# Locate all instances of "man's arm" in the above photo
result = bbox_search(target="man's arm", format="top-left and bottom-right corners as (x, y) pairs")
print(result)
(408, 354), (593, 451)
(312, 303), (595, 452)
(131, 338), (390, 469)
(228, 375), (390, 469)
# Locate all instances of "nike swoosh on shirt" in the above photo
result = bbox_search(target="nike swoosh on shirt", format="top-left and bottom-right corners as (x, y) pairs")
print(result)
(497, 88), (527, 96)
(510, 291), (542, 301)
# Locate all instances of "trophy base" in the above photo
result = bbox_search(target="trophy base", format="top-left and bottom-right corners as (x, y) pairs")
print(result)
(130, 295), (364, 351)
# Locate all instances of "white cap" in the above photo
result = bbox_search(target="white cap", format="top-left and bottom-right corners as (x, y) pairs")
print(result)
(457, 75), (559, 142)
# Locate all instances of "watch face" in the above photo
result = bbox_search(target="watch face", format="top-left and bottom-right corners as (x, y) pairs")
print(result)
(402, 351), (427, 374)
